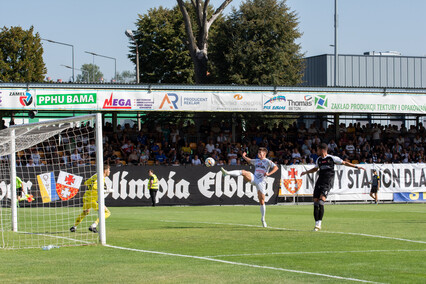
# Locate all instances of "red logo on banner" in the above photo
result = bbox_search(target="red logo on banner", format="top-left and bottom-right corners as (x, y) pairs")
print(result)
(56, 184), (79, 201)
(283, 168), (303, 194)
(65, 174), (76, 185)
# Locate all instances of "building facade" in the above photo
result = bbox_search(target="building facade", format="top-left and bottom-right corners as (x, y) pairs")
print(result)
(302, 53), (426, 88)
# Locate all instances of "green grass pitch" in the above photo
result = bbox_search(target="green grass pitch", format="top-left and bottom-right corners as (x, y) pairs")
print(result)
(1, 203), (425, 283)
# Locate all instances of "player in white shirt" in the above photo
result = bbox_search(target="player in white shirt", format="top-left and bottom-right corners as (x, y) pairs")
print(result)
(221, 147), (278, 227)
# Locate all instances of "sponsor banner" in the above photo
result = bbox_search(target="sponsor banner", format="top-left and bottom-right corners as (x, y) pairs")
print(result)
(1, 88), (425, 113)
(37, 172), (59, 203)
(99, 90), (154, 110)
(0, 166), (279, 206)
(35, 90), (96, 110)
(312, 93), (426, 114)
(280, 163), (426, 195)
(153, 92), (211, 111)
(0, 89), (36, 109)
(394, 192), (426, 202)
(263, 93), (314, 112)
(105, 165), (280, 206)
(211, 92), (263, 112)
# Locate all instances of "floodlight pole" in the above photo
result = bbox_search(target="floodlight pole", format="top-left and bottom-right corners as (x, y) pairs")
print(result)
(42, 39), (75, 82)
(334, 0), (338, 87)
(85, 51), (117, 83)
(125, 29), (140, 84)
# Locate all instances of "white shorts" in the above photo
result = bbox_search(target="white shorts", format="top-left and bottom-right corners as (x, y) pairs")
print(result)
(248, 173), (267, 195)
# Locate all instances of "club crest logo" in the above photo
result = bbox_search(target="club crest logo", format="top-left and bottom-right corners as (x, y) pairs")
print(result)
(56, 171), (83, 201)
(282, 168), (302, 194)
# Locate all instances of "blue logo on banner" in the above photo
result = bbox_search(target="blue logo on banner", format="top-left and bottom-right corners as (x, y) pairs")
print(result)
(394, 192), (426, 202)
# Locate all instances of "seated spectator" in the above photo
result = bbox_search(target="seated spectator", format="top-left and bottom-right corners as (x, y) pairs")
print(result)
(205, 140), (215, 153)
(87, 139), (96, 157)
(181, 155), (192, 166)
(227, 149), (238, 165)
(248, 140), (259, 158)
(151, 143), (160, 156)
(26, 158), (36, 167)
(328, 139), (338, 153)
(291, 148), (301, 161)
(128, 150), (139, 166)
(114, 157), (123, 167)
(71, 149), (82, 163)
(413, 134), (422, 145)
(30, 148), (41, 165)
(155, 150), (167, 165)
(211, 150), (220, 162)
(192, 155), (202, 166)
(217, 132), (228, 144)
(181, 142), (191, 155)
(121, 139), (134, 159)
(345, 140), (355, 157)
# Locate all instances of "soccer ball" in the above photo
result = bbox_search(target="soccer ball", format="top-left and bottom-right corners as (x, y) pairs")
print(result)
(205, 157), (215, 167)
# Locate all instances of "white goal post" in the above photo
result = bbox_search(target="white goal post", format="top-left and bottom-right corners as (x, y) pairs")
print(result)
(0, 113), (105, 249)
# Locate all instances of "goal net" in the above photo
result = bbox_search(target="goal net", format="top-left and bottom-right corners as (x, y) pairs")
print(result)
(0, 114), (105, 249)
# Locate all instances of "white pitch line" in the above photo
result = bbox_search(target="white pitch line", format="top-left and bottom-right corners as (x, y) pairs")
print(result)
(18, 231), (94, 245)
(105, 244), (381, 283)
(161, 220), (426, 245)
(205, 249), (426, 258)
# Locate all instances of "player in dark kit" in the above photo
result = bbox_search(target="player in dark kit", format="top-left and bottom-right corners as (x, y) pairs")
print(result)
(300, 143), (366, 231)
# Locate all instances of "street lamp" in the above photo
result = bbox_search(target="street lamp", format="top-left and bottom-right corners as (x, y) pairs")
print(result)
(61, 65), (89, 83)
(42, 38), (75, 82)
(125, 29), (140, 84)
(84, 51), (117, 83)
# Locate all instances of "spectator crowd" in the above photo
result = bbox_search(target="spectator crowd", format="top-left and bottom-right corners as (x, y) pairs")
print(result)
(101, 120), (426, 167)
(6, 119), (426, 168)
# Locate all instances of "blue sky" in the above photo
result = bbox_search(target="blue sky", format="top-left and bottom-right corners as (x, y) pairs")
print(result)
(1, 0), (425, 82)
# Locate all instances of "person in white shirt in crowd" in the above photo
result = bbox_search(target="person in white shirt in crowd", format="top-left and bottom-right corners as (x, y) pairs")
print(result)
(71, 149), (82, 164)
(205, 140), (215, 153)
(87, 139), (96, 158)
(30, 148), (41, 165)
(192, 155), (202, 166)
(26, 158), (36, 167)
(227, 149), (238, 165)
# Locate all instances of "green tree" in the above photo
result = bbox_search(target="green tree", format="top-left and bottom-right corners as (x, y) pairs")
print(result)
(128, 6), (194, 84)
(210, 0), (304, 85)
(116, 70), (136, 84)
(0, 26), (46, 82)
(76, 64), (103, 83)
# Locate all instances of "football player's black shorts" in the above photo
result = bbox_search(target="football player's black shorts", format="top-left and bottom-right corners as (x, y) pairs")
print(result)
(370, 186), (378, 194)
(313, 183), (331, 199)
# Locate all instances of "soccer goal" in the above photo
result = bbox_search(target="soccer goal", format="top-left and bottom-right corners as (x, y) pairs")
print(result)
(0, 114), (106, 249)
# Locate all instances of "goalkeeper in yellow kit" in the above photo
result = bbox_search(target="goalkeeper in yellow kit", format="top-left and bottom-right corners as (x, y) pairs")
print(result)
(70, 164), (112, 233)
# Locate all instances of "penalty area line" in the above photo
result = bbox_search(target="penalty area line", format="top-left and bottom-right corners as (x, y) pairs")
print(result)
(104, 244), (380, 283)
(161, 220), (426, 245)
